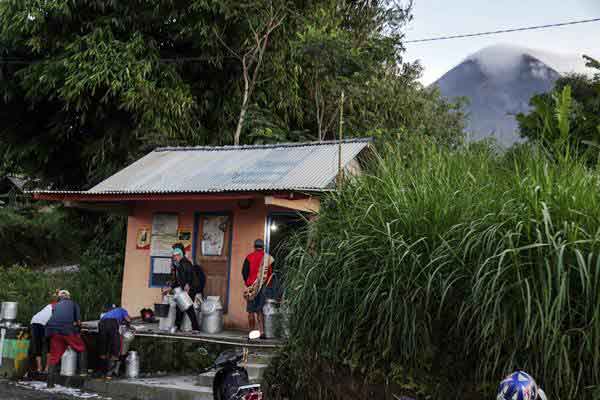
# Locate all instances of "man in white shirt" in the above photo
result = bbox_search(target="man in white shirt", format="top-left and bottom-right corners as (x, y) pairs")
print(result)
(30, 301), (55, 374)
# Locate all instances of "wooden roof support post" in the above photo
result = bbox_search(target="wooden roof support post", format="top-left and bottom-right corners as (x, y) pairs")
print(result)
(264, 196), (320, 213)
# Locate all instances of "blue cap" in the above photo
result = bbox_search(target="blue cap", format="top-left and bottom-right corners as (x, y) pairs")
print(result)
(172, 248), (184, 256)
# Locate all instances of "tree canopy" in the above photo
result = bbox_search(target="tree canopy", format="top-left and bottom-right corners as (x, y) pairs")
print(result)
(0, 0), (464, 188)
(517, 56), (600, 161)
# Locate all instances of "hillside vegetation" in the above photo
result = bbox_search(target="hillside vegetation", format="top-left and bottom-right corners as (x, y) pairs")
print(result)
(0, 216), (125, 323)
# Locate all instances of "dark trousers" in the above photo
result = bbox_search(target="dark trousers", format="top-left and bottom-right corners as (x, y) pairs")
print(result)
(175, 306), (200, 331)
(98, 319), (121, 358)
(30, 323), (48, 357)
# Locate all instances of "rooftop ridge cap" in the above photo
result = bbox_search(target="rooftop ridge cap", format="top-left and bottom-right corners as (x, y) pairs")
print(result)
(154, 137), (371, 152)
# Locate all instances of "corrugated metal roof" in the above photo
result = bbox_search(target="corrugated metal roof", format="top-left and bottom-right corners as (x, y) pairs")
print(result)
(35, 138), (371, 195)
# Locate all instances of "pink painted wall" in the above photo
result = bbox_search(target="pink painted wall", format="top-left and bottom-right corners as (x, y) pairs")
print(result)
(121, 198), (269, 330)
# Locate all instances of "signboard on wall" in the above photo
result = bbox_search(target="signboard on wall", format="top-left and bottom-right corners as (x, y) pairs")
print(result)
(150, 213), (178, 257)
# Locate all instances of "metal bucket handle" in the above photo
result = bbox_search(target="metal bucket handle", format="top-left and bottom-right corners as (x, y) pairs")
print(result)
(204, 303), (216, 313)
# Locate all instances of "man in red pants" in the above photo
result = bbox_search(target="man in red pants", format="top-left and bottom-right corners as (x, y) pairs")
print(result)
(45, 290), (86, 388)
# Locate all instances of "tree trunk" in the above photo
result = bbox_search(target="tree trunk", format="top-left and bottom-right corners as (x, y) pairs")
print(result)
(230, 12), (283, 145)
(315, 80), (323, 141)
(234, 96), (248, 146)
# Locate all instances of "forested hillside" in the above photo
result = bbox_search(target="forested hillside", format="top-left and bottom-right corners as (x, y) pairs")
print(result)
(0, 0), (463, 189)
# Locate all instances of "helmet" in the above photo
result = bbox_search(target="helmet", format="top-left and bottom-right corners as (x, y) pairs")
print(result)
(254, 238), (264, 249)
(497, 371), (539, 400)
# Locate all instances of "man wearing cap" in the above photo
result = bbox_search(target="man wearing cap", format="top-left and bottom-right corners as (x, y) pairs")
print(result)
(45, 290), (86, 388)
(242, 239), (274, 334)
(169, 245), (200, 331)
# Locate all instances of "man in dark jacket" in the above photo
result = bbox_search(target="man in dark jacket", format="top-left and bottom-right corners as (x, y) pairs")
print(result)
(45, 290), (86, 388)
(171, 242), (206, 299)
(170, 246), (200, 331)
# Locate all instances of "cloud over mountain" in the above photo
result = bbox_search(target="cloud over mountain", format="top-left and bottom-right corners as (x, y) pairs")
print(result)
(434, 44), (592, 146)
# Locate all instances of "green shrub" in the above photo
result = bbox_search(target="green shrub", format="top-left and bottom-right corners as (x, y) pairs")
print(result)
(280, 139), (600, 399)
(0, 206), (83, 266)
(0, 245), (123, 323)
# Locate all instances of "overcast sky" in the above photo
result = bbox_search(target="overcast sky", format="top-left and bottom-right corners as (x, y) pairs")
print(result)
(403, 0), (600, 85)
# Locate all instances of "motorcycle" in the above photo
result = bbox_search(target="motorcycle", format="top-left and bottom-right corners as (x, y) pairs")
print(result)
(203, 330), (263, 400)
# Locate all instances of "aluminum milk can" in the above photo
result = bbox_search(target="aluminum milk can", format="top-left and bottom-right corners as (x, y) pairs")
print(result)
(280, 304), (290, 339)
(0, 302), (18, 322)
(201, 296), (223, 334)
(173, 287), (194, 312)
(120, 326), (136, 355)
(125, 351), (140, 379)
(60, 347), (77, 376)
(262, 299), (280, 339)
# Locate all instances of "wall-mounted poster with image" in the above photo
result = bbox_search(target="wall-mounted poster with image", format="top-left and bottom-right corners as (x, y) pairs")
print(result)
(136, 226), (151, 249)
(177, 227), (193, 253)
(201, 215), (229, 256)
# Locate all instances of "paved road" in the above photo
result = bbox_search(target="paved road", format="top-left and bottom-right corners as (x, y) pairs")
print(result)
(0, 380), (81, 400)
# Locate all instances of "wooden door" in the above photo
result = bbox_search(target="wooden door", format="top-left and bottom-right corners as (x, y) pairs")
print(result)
(194, 214), (232, 312)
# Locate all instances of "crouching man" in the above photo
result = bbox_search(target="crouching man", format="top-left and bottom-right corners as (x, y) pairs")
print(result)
(98, 303), (131, 378)
(45, 290), (86, 388)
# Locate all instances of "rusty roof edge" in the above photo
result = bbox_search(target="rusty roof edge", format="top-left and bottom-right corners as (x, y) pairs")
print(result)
(28, 187), (334, 195)
(154, 137), (372, 152)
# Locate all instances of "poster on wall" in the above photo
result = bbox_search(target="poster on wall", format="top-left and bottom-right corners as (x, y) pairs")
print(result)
(150, 213), (179, 257)
(136, 226), (151, 249)
(150, 257), (173, 287)
(152, 257), (172, 274)
(201, 216), (229, 256)
(177, 227), (193, 253)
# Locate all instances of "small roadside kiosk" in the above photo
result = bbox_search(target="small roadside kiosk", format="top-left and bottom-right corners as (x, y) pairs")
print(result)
(33, 138), (371, 330)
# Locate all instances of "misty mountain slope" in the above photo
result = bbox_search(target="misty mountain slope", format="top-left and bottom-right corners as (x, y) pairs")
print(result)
(433, 45), (588, 147)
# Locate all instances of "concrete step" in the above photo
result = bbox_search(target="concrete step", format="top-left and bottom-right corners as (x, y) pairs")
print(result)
(84, 375), (213, 400)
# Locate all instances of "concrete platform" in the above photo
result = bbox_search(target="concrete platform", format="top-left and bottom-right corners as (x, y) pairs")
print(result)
(15, 379), (110, 399)
(81, 320), (285, 349)
(20, 374), (215, 400)
(55, 370), (269, 400)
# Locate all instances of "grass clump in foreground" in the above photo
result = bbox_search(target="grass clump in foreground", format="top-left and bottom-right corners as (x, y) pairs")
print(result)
(277, 139), (600, 399)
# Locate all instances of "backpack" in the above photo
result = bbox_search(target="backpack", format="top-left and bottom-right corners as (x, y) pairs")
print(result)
(191, 264), (206, 294)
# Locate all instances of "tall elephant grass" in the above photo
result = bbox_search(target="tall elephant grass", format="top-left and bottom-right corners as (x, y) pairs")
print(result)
(282, 139), (600, 398)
